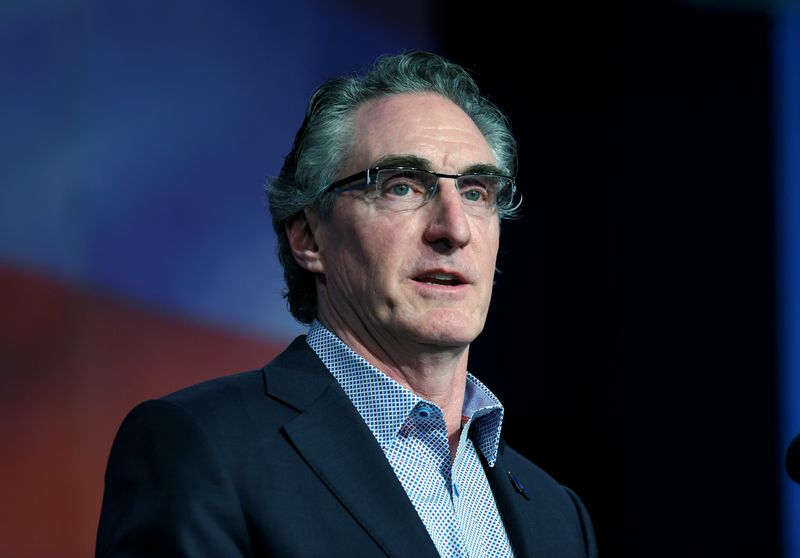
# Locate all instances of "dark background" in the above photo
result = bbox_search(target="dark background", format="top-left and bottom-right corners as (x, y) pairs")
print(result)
(1, 0), (790, 556)
(451, 1), (779, 555)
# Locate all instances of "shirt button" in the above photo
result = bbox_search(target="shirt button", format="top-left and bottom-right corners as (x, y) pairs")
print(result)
(416, 405), (432, 419)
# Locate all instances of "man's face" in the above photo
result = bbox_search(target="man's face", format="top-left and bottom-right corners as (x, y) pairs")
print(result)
(313, 92), (501, 353)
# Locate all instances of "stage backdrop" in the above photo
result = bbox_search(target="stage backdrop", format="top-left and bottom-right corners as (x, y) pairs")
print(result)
(0, 1), (433, 556)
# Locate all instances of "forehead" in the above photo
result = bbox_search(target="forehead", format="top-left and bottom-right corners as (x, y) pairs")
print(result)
(345, 92), (496, 173)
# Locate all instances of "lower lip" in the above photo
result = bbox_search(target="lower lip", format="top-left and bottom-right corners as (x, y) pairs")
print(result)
(411, 280), (470, 296)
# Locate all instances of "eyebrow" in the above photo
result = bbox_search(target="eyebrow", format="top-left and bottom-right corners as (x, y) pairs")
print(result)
(371, 154), (507, 176)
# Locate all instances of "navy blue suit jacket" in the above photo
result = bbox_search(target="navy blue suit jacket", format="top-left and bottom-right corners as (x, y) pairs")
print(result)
(96, 336), (598, 557)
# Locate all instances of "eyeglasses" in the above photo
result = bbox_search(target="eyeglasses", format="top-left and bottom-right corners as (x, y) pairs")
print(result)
(327, 167), (517, 216)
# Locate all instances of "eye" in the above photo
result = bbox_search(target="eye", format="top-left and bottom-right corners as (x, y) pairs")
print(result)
(389, 182), (413, 197)
(459, 176), (492, 205)
(378, 171), (428, 200)
(462, 188), (486, 203)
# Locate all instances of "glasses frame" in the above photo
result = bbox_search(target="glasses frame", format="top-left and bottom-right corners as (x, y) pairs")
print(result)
(326, 166), (517, 211)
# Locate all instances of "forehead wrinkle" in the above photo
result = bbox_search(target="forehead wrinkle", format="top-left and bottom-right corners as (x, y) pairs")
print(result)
(440, 144), (497, 174)
(349, 92), (496, 175)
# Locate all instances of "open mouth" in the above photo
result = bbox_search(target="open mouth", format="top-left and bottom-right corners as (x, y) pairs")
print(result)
(413, 273), (464, 287)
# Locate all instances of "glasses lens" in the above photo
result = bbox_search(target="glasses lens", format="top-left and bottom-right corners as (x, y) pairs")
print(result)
(375, 169), (435, 209)
(372, 168), (515, 215)
(456, 175), (500, 209)
(493, 177), (515, 209)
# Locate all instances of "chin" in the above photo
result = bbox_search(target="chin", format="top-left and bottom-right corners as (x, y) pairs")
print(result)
(410, 311), (485, 348)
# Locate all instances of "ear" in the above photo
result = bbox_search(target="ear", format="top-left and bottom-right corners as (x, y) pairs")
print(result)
(285, 209), (325, 273)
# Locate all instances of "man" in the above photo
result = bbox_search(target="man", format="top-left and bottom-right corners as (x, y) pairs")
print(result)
(96, 51), (598, 557)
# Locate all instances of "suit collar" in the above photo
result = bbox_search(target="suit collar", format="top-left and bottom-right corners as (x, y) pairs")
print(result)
(263, 337), (440, 558)
(305, 320), (506, 465)
(264, 338), (539, 558)
(262, 336), (332, 411)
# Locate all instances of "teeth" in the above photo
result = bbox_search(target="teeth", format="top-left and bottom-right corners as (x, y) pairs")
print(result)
(418, 273), (460, 286)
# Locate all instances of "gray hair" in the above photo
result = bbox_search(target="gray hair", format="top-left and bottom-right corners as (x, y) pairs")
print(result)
(266, 50), (518, 324)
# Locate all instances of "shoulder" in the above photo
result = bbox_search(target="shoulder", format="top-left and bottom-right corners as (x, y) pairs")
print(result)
(501, 442), (569, 495)
(161, 368), (266, 415)
(501, 441), (589, 514)
(116, 336), (323, 442)
(498, 441), (599, 557)
(156, 335), (317, 414)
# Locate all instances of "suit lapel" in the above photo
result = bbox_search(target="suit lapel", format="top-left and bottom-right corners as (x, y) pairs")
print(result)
(264, 338), (439, 558)
(482, 441), (538, 558)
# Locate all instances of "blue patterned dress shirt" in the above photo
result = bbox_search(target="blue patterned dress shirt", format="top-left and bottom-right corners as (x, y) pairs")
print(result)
(307, 321), (514, 557)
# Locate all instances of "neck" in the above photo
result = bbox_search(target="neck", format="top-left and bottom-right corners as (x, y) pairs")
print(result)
(317, 316), (470, 448)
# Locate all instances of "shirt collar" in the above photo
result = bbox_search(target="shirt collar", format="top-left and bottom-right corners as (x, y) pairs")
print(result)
(306, 320), (505, 465)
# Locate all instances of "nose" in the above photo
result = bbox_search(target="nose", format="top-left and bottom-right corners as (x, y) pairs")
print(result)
(422, 178), (471, 249)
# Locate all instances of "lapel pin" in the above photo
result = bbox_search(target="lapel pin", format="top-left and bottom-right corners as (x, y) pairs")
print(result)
(507, 470), (530, 500)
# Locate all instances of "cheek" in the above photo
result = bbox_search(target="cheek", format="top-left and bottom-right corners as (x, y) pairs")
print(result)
(356, 229), (404, 284)
(352, 210), (402, 248)
(326, 219), (399, 291)
(477, 224), (501, 269)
